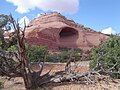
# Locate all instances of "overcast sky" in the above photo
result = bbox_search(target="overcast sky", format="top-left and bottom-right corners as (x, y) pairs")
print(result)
(0, 0), (120, 34)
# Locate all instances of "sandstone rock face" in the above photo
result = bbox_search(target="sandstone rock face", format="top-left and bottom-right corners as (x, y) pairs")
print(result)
(25, 12), (109, 51)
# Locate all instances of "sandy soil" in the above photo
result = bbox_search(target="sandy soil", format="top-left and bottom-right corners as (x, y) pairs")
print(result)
(39, 81), (120, 90)
(0, 61), (120, 90)
(1, 77), (120, 90)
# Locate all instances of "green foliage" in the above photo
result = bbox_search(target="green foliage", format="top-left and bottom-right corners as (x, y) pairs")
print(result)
(0, 14), (9, 27)
(7, 45), (17, 52)
(46, 54), (60, 63)
(59, 48), (82, 62)
(59, 51), (71, 62)
(6, 44), (48, 62)
(26, 45), (48, 62)
(6, 45), (82, 63)
(0, 82), (3, 89)
(90, 35), (120, 78)
(0, 14), (12, 50)
(47, 48), (82, 63)
(0, 40), (2, 46)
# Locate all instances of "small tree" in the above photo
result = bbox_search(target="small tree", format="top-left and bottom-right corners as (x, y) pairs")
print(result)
(46, 48), (82, 63)
(90, 35), (120, 78)
(0, 14), (51, 89)
(7, 44), (48, 62)
(26, 44), (48, 62)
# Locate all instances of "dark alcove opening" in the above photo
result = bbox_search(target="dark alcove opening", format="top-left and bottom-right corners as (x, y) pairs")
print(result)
(59, 27), (78, 37)
(59, 27), (79, 48)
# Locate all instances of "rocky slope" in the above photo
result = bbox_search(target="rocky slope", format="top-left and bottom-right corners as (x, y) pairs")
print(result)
(25, 12), (109, 51)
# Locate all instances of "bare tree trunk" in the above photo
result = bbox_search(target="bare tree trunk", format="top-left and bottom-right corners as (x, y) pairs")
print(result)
(0, 15), (52, 89)
(10, 17), (36, 89)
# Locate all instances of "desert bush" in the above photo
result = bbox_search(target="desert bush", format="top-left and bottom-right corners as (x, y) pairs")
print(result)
(59, 47), (71, 51)
(47, 48), (82, 63)
(7, 44), (48, 62)
(7, 44), (82, 63)
(90, 35), (120, 78)
(0, 40), (2, 46)
(46, 54), (60, 62)
(46, 51), (69, 63)
(7, 45), (17, 52)
(0, 82), (3, 89)
(59, 48), (82, 62)
(26, 44), (48, 62)
(59, 50), (71, 62)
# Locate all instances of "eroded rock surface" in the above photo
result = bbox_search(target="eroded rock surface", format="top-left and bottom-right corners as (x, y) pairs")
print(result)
(25, 12), (109, 51)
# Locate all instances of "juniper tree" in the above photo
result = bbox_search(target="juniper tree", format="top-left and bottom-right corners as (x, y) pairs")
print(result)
(90, 35), (120, 78)
(0, 14), (51, 89)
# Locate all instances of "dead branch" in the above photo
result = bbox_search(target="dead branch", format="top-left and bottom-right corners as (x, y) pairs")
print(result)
(0, 49), (19, 62)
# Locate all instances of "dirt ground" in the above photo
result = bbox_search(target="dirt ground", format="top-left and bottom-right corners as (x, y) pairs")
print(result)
(1, 77), (120, 90)
(30, 61), (90, 75)
(39, 81), (120, 90)
(0, 61), (120, 90)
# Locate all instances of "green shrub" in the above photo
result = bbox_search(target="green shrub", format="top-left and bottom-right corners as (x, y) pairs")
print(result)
(59, 47), (71, 51)
(90, 35), (120, 78)
(26, 45), (48, 62)
(59, 49), (82, 62)
(46, 54), (60, 63)
(46, 48), (82, 63)
(0, 40), (2, 46)
(7, 45), (17, 52)
(0, 82), (3, 89)
(59, 51), (70, 62)
(7, 44), (82, 63)
(7, 44), (48, 62)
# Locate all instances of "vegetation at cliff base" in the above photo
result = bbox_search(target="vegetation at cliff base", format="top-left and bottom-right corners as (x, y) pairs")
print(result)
(90, 35), (120, 78)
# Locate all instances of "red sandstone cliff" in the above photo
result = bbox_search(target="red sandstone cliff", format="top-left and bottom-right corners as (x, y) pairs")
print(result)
(25, 12), (109, 51)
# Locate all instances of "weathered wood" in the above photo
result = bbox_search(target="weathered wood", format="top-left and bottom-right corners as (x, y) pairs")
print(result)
(0, 49), (19, 62)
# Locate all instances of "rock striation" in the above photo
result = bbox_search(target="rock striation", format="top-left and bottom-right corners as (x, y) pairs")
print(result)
(25, 12), (109, 51)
